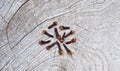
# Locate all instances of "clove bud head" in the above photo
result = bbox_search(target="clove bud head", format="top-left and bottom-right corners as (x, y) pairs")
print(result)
(59, 26), (64, 30)
(42, 30), (46, 34)
(70, 30), (75, 34)
(67, 51), (72, 55)
(53, 21), (57, 25)
(59, 50), (63, 55)
(71, 38), (77, 42)
(59, 38), (64, 43)
(39, 40), (43, 45)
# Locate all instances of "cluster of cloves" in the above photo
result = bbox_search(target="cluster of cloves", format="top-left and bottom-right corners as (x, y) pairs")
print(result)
(39, 21), (76, 56)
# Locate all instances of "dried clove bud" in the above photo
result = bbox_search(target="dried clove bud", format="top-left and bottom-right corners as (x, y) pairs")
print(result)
(57, 32), (66, 43)
(65, 38), (76, 44)
(39, 40), (51, 45)
(59, 26), (70, 30)
(59, 37), (64, 43)
(54, 28), (61, 38)
(54, 28), (60, 38)
(62, 32), (66, 40)
(56, 41), (63, 55)
(64, 30), (75, 38)
(46, 42), (56, 50)
(63, 44), (72, 55)
(48, 21), (57, 29)
(42, 30), (54, 38)
(54, 28), (64, 43)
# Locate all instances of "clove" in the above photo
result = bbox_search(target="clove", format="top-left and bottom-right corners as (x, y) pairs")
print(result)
(58, 32), (66, 43)
(54, 28), (61, 39)
(56, 41), (63, 55)
(63, 44), (72, 55)
(59, 26), (70, 30)
(64, 30), (75, 38)
(65, 38), (76, 44)
(42, 30), (54, 38)
(62, 32), (66, 40)
(48, 21), (57, 29)
(54, 28), (60, 38)
(39, 40), (51, 45)
(46, 42), (56, 50)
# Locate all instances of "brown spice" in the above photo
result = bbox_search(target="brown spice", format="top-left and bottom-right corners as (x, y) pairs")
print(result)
(48, 21), (57, 29)
(65, 38), (76, 44)
(63, 44), (72, 55)
(42, 30), (54, 38)
(59, 26), (70, 30)
(64, 30), (75, 38)
(39, 40), (51, 45)
(46, 42), (56, 50)
(56, 41), (63, 55)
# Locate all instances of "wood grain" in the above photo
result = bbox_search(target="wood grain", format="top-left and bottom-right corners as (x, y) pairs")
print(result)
(0, 0), (120, 71)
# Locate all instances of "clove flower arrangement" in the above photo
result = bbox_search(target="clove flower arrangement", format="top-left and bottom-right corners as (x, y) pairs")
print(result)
(39, 21), (76, 56)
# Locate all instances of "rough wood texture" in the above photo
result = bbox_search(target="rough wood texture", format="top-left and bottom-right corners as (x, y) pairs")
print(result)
(0, 0), (120, 71)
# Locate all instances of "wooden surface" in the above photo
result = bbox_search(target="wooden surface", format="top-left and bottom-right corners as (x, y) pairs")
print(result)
(0, 0), (120, 71)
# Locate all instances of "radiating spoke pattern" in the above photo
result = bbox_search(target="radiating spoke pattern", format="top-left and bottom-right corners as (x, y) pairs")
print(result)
(39, 21), (76, 56)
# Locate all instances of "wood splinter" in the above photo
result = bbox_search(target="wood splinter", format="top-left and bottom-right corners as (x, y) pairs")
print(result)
(48, 21), (57, 29)
(42, 30), (54, 38)
(46, 42), (56, 50)
(56, 41), (63, 55)
(59, 26), (70, 30)
(64, 30), (75, 38)
(39, 40), (51, 45)
(63, 44), (72, 55)
(65, 38), (76, 44)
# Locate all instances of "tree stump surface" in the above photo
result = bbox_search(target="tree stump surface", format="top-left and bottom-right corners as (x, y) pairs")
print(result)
(0, 0), (120, 71)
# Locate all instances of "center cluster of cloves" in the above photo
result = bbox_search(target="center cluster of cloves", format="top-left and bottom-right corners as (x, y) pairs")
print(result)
(39, 21), (76, 55)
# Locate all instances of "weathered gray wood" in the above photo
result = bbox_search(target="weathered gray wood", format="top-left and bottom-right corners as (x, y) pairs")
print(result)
(0, 0), (120, 71)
